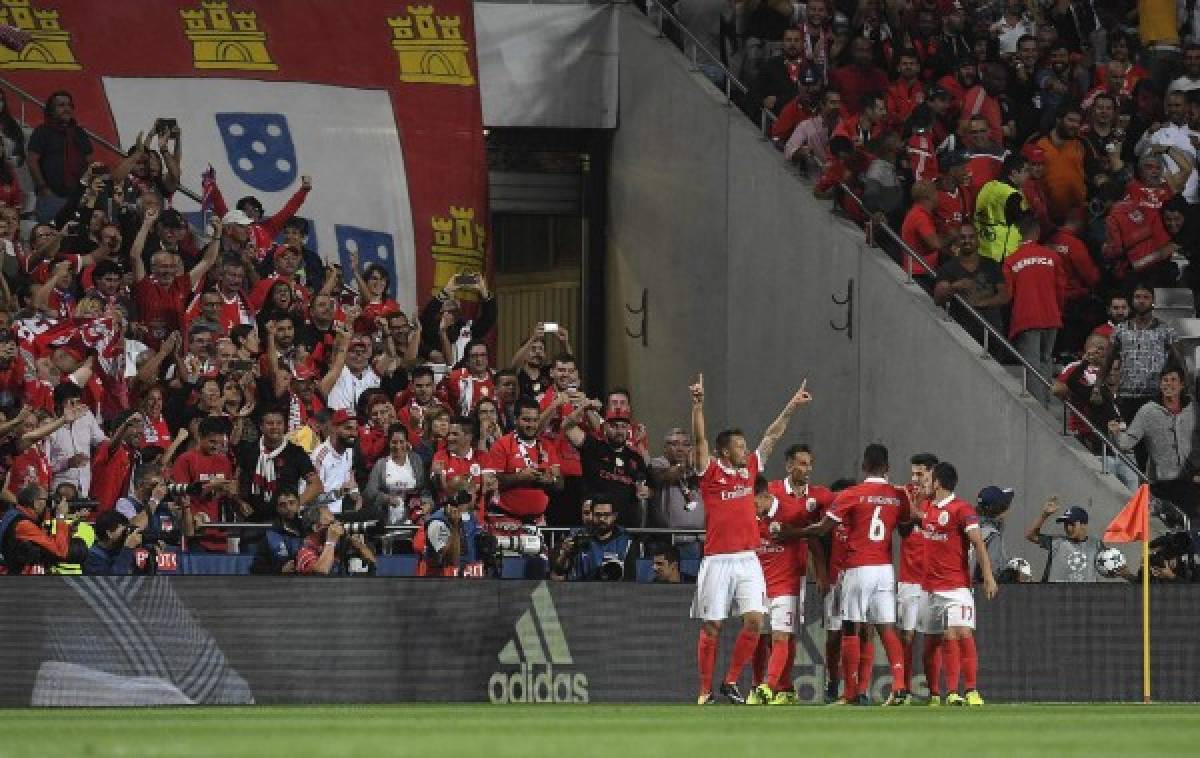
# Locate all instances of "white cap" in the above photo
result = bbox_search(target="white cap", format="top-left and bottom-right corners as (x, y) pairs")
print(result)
(222, 209), (253, 226)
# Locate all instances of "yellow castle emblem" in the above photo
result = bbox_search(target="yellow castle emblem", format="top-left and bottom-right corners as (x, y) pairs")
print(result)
(388, 5), (474, 86)
(180, 1), (277, 71)
(0, 0), (79, 70)
(431, 206), (486, 295)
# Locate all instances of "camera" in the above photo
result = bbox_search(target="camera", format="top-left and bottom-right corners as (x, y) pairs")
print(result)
(65, 498), (100, 512)
(597, 557), (625, 582)
(478, 524), (544, 557)
(154, 117), (178, 134)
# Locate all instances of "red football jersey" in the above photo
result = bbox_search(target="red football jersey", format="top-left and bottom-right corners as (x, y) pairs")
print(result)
(920, 494), (980, 592)
(485, 433), (558, 517)
(899, 492), (930, 584)
(133, 274), (193, 346)
(699, 451), (761, 556)
(829, 477), (911, 569)
(758, 479), (829, 596)
(171, 448), (235, 553)
(934, 187), (968, 235)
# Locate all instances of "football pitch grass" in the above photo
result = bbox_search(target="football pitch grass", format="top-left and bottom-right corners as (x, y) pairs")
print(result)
(2, 703), (1198, 757)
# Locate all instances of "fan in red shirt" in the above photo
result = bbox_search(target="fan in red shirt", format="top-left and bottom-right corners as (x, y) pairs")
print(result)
(919, 462), (997, 706)
(801, 443), (914, 705)
(901, 181), (944, 279)
(690, 373), (812, 705)
(745, 444), (831, 705)
(171, 416), (237, 553)
(131, 210), (222, 348)
(439, 340), (495, 416)
(885, 53), (925, 131)
(829, 39), (889, 117)
(933, 151), (972, 235)
(1046, 210), (1101, 304)
(898, 453), (939, 701)
(90, 411), (146, 514)
(484, 397), (560, 523)
(1003, 214), (1067, 405)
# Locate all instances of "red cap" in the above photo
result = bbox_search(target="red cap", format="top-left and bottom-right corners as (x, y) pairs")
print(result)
(292, 362), (318, 380)
(331, 409), (356, 425)
(1020, 144), (1046, 164)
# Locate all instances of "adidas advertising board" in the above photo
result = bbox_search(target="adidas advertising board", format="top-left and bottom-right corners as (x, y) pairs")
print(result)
(488, 583), (588, 703)
(0, 578), (1193, 704)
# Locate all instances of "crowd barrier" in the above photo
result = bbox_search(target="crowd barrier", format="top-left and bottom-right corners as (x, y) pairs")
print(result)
(0, 578), (1194, 705)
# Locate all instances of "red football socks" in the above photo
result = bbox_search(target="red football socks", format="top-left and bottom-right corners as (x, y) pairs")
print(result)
(780, 638), (797, 692)
(767, 637), (794, 692)
(723, 627), (761, 684)
(923, 635), (943, 696)
(959, 636), (979, 692)
(752, 635), (770, 686)
(878, 627), (906, 692)
(941, 637), (961, 695)
(840, 634), (862, 700)
(858, 641), (875, 696)
(697, 632), (717, 695)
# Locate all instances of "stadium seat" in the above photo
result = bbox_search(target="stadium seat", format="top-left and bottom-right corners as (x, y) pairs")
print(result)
(179, 554), (254, 575)
(375, 554), (419, 577)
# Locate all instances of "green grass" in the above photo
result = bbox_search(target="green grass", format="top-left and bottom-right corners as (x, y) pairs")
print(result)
(2, 704), (1199, 757)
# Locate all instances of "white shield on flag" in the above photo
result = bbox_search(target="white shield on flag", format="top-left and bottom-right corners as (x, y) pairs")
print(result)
(101, 77), (418, 311)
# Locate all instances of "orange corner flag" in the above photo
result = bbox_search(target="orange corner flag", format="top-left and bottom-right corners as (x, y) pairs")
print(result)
(1104, 484), (1150, 543)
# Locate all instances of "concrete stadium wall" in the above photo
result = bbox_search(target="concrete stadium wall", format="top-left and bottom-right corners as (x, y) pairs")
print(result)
(606, 6), (1130, 573)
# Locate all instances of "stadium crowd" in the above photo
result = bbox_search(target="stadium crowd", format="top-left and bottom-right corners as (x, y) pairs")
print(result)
(2, 6), (1195, 583)
(0, 90), (718, 579)
(663, 0), (1200, 517)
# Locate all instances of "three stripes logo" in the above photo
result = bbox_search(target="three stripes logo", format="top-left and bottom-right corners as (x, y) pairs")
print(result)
(488, 582), (589, 703)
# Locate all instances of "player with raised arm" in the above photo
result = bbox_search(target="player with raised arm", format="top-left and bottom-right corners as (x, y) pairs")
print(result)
(746, 446), (832, 705)
(800, 443), (912, 706)
(690, 374), (813, 705)
(897, 452), (939, 705)
(918, 461), (998, 706)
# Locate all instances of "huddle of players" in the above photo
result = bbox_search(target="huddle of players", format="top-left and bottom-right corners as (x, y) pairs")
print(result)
(689, 375), (999, 706)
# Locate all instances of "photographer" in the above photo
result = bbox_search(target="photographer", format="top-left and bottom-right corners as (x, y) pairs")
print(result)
(114, 463), (181, 551)
(0, 484), (88, 574)
(295, 505), (376, 576)
(424, 490), (483, 576)
(256, 490), (304, 574)
(83, 510), (143, 576)
(972, 485), (1015, 584)
(550, 498), (636, 581)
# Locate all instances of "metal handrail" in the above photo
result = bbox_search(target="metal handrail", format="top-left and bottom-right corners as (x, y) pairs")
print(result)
(201, 522), (705, 537)
(0, 73), (201, 203)
(648, 2), (749, 105)
(836, 182), (1148, 484)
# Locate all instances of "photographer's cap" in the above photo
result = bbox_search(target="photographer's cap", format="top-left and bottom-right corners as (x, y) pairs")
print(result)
(977, 485), (1014, 509)
(1056, 506), (1089, 524)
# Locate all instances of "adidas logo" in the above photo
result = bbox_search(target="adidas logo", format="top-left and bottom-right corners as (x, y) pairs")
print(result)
(488, 582), (589, 703)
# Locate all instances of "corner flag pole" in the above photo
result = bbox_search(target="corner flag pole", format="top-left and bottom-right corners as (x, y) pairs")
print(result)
(1142, 515), (1150, 704)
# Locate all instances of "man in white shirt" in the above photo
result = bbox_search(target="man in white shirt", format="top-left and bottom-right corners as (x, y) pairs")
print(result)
(325, 335), (386, 411)
(1136, 89), (1199, 202)
(310, 409), (359, 513)
(46, 383), (106, 496)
